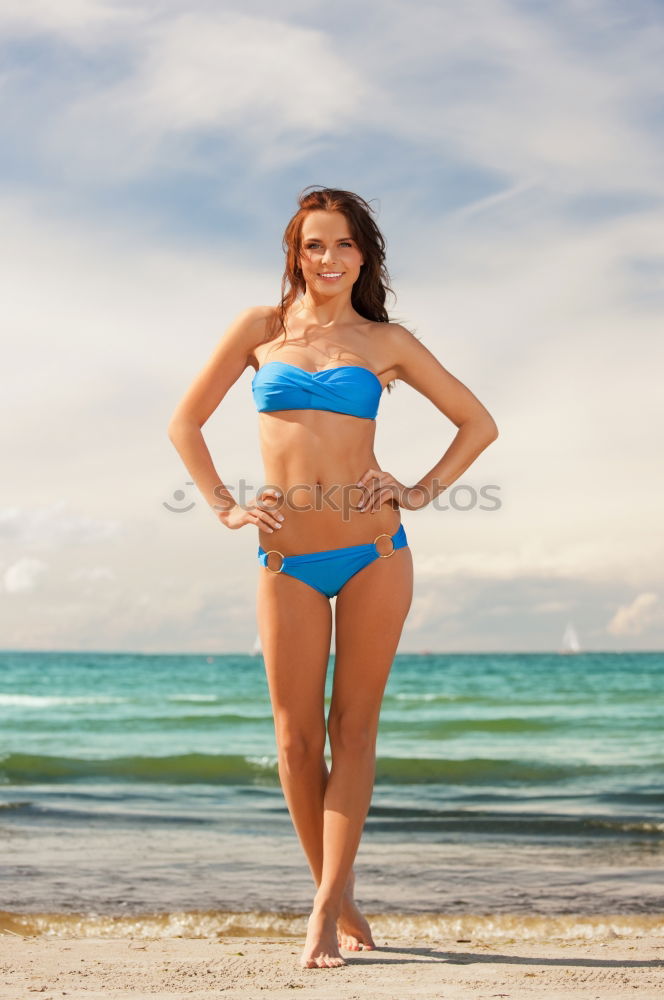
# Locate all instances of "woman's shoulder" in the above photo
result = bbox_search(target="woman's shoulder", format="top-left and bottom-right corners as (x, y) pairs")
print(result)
(228, 305), (280, 347)
(232, 304), (279, 328)
(361, 321), (417, 390)
(365, 319), (420, 356)
(366, 321), (431, 390)
(365, 318), (415, 338)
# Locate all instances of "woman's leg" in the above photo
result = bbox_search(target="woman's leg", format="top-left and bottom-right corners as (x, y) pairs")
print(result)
(257, 566), (378, 965)
(256, 570), (333, 907)
(301, 543), (414, 967)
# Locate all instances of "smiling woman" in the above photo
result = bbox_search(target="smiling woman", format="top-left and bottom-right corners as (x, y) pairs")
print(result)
(167, 185), (499, 970)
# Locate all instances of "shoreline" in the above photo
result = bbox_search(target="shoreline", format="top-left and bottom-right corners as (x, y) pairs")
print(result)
(3, 909), (664, 940)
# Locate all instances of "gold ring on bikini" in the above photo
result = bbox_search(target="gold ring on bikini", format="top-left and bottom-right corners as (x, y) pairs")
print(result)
(263, 550), (285, 574)
(373, 532), (396, 558)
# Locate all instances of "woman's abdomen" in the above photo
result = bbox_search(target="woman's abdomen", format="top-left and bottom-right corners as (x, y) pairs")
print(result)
(257, 485), (401, 554)
(256, 416), (401, 554)
(258, 481), (401, 554)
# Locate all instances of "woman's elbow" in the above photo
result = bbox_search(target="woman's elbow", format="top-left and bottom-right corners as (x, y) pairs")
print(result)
(468, 414), (498, 447)
(485, 416), (499, 442)
(167, 414), (198, 441)
(167, 416), (181, 441)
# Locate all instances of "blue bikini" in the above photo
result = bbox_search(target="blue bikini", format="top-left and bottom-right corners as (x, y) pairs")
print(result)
(252, 361), (382, 419)
(252, 360), (409, 598)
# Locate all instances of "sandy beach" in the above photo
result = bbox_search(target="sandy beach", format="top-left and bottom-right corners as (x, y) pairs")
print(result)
(2, 920), (663, 1000)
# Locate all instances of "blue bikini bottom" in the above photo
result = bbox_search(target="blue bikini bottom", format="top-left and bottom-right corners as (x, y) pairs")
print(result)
(257, 523), (408, 599)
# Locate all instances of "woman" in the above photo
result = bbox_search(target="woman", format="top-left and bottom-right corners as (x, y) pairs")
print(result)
(167, 187), (498, 969)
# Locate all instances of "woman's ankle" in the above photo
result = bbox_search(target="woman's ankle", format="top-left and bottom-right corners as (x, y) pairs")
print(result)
(312, 889), (342, 918)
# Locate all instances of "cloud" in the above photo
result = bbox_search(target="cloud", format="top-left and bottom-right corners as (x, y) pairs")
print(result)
(3, 0), (661, 199)
(361, 0), (664, 195)
(0, 503), (121, 548)
(388, 570), (631, 652)
(532, 600), (568, 614)
(69, 566), (116, 583)
(0, 0), (129, 41)
(42, 10), (371, 177)
(4, 557), (47, 593)
(607, 592), (659, 636)
(407, 506), (663, 587)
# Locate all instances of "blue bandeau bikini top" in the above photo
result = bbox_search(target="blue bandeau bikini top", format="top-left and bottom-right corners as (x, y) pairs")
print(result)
(252, 361), (383, 420)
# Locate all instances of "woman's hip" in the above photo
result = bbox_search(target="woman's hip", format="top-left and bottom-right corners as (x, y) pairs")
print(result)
(257, 520), (409, 601)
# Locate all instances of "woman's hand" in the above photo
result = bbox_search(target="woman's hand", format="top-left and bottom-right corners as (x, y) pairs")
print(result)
(355, 468), (431, 513)
(216, 488), (284, 532)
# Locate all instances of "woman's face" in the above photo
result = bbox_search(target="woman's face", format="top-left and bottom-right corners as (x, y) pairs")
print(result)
(298, 210), (364, 294)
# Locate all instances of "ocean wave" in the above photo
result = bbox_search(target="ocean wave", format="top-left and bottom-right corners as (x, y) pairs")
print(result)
(142, 712), (274, 726)
(0, 752), (279, 785)
(586, 818), (664, 834)
(3, 794), (660, 839)
(393, 692), (464, 702)
(381, 716), (557, 735)
(367, 806), (664, 838)
(0, 751), (619, 787)
(1, 908), (662, 941)
(165, 694), (219, 702)
(0, 694), (129, 707)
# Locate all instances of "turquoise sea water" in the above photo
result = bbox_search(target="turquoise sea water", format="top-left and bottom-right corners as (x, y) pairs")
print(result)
(1, 650), (662, 938)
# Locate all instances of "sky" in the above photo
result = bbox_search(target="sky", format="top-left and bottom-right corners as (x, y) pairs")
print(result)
(1, 0), (663, 653)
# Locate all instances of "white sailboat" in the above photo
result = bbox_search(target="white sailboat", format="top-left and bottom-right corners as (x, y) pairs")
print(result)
(560, 621), (581, 655)
(250, 633), (262, 656)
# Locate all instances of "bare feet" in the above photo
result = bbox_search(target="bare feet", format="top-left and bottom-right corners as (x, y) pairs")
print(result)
(300, 904), (346, 969)
(337, 869), (376, 952)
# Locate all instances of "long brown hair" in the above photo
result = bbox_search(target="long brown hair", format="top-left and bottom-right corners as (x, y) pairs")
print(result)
(268, 188), (397, 392)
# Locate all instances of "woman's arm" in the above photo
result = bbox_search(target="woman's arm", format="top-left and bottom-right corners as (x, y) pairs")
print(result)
(167, 306), (282, 531)
(358, 324), (499, 512)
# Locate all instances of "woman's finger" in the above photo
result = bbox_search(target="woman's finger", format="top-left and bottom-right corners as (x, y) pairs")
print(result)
(356, 468), (380, 488)
(255, 507), (283, 531)
(360, 486), (382, 511)
(369, 486), (392, 511)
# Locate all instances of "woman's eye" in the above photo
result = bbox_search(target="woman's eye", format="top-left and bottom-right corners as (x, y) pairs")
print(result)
(304, 242), (353, 249)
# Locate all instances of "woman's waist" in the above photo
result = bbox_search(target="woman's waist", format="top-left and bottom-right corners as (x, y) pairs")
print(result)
(256, 501), (402, 556)
(257, 477), (371, 513)
(258, 447), (376, 491)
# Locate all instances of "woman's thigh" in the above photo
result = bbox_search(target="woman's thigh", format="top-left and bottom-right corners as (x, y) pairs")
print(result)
(331, 544), (413, 736)
(257, 571), (333, 741)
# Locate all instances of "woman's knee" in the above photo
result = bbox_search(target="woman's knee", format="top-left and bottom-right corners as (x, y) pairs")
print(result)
(327, 712), (377, 758)
(275, 719), (327, 770)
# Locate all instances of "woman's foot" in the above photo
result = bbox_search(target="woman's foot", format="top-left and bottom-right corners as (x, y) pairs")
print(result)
(300, 904), (346, 969)
(337, 868), (376, 952)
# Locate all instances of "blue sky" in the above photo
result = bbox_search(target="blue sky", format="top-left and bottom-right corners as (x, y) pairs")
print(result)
(2, 0), (663, 652)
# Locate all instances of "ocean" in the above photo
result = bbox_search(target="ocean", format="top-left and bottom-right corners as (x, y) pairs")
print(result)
(1, 650), (662, 940)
